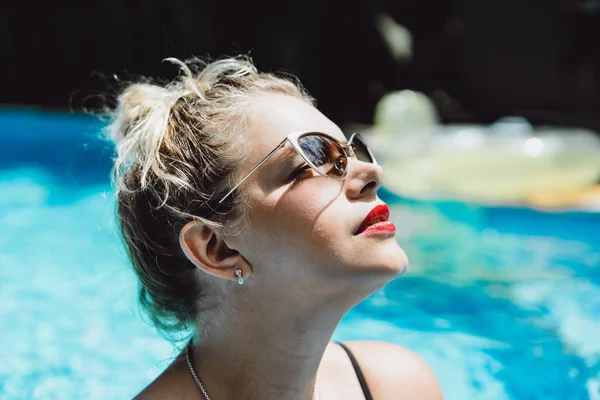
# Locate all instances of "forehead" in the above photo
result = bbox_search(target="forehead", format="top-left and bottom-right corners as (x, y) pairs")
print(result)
(245, 94), (345, 163)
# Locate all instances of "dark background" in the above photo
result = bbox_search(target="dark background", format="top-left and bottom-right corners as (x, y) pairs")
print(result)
(1, 0), (600, 130)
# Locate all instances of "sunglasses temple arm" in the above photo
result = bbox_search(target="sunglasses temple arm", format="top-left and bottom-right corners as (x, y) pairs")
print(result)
(218, 138), (289, 205)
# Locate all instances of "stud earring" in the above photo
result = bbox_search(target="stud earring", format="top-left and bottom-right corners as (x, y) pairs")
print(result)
(235, 269), (244, 285)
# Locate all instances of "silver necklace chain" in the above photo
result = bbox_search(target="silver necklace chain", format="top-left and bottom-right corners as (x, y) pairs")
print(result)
(185, 345), (319, 400)
(185, 348), (211, 400)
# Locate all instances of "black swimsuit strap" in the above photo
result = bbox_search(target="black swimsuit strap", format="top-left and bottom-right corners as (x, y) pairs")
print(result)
(337, 342), (374, 400)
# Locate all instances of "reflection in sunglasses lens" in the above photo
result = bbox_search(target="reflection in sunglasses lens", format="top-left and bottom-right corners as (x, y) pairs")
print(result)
(299, 134), (347, 178)
(334, 156), (347, 174)
(352, 137), (373, 163)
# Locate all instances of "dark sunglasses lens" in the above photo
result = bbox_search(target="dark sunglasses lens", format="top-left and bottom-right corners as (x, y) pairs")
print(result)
(298, 134), (347, 178)
(351, 135), (374, 163)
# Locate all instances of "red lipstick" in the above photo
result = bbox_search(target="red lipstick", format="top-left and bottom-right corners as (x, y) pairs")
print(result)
(355, 204), (396, 235)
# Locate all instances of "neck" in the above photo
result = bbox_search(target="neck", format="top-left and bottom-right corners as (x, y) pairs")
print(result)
(189, 292), (350, 400)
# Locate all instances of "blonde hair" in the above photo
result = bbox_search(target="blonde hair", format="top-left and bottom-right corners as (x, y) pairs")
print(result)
(107, 56), (313, 340)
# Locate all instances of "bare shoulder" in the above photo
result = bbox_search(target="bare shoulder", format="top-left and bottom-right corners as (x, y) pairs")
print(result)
(342, 341), (444, 400)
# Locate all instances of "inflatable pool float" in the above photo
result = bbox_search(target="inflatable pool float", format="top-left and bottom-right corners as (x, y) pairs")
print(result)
(368, 91), (600, 212)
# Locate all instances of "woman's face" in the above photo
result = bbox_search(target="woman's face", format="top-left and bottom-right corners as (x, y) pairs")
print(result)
(226, 94), (408, 298)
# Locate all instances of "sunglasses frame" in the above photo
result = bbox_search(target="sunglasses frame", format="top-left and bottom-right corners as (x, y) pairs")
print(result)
(218, 131), (376, 205)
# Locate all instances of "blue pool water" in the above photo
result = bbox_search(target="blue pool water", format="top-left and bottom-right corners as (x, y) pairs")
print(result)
(1, 110), (600, 399)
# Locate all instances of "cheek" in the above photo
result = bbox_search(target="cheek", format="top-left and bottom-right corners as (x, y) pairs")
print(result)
(245, 182), (343, 260)
(261, 179), (338, 230)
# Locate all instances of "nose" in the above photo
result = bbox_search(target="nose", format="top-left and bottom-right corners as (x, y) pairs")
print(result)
(344, 157), (384, 200)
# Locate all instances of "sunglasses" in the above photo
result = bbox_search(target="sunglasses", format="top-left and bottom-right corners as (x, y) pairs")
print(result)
(218, 131), (376, 205)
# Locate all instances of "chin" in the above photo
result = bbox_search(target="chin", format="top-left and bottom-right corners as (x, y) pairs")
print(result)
(372, 242), (409, 280)
(338, 246), (407, 303)
(346, 241), (408, 290)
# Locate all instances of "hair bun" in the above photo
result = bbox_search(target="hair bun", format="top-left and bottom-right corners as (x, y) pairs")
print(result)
(111, 83), (172, 142)
(107, 81), (177, 191)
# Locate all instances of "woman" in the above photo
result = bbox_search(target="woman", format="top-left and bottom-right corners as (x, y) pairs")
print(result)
(109, 56), (443, 400)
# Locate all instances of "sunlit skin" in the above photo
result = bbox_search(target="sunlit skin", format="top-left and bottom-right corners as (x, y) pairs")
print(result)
(136, 94), (443, 400)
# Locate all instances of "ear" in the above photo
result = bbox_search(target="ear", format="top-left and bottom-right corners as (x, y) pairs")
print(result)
(179, 220), (250, 283)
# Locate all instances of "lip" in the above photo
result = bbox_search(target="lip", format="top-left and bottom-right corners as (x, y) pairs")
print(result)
(354, 204), (392, 235)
